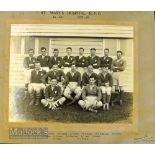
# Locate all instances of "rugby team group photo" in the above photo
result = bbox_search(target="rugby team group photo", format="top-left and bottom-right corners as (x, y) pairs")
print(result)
(23, 46), (126, 113)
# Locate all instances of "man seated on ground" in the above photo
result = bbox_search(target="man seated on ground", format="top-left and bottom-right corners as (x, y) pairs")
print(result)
(98, 67), (113, 110)
(42, 64), (66, 94)
(41, 78), (66, 111)
(28, 62), (46, 106)
(82, 65), (98, 87)
(64, 64), (82, 105)
(78, 76), (102, 113)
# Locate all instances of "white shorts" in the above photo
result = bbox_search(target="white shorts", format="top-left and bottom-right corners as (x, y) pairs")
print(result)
(62, 67), (71, 74)
(77, 67), (87, 76)
(28, 83), (46, 93)
(112, 72), (125, 86)
(64, 82), (82, 96)
(100, 86), (112, 95)
(78, 96), (102, 110)
(41, 67), (49, 72)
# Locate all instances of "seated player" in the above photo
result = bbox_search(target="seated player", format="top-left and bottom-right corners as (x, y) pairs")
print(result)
(23, 49), (37, 99)
(111, 51), (126, 105)
(62, 47), (75, 74)
(42, 64), (66, 94)
(87, 48), (100, 74)
(82, 65), (98, 87)
(37, 47), (51, 72)
(75, 47), (87, 75)
(28, 62), (46, 106)
(64, 64), (82, 105)
(41, 78), (66, 111)
(100, 48), (113, 72)
(98, 67), (113, 110)
(78, 76), (102, 113)
(50, 48), (63, 69)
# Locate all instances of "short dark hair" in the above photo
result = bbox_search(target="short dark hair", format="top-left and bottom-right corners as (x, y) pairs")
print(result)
(71, 63), (77, 67)
(53, 48), (59, 52)
(41, 47), (46, 51)
(66, 47), (72, 50)
(28, 48), (34, 52)
(89, 75), (95, 80)
(90, 48), (96, 51)
(104, 48), (109, 52)
(117, 50), (123, 55)
(79, 47), (84, 51)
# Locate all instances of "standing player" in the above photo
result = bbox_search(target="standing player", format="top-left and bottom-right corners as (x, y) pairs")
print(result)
(41, 78), (66, 111)
(98, 67), (113, 110)
(100, 48), (113, 71)
(82, 65), (98, 87)
(50, 48), (63, 68)
(28, 62), (46, 106)
(87, 48), (100, 74)
(23, 49), (37, 100)
(42, 64), (66, 94)
(78, 76), (102, 113)
(75, 47), (87, 75)
(111, 51), (126, 105)
(62, 47), (75, 74)
(64, 64), (82, 105)
(37, 47), (51, 72)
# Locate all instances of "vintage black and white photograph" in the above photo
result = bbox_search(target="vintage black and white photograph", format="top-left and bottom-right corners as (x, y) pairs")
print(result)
(9, 24), (134, 123)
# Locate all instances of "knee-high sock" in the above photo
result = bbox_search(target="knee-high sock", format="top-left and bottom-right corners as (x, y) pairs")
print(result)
(102, 94), (106, 104)
(106, 94), (111, 104)
(119, 90), (124, 100)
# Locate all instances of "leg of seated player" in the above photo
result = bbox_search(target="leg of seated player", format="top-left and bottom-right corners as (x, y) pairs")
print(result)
(67, 86), (82, 105)
(78, 100), (86, 110)
(41, 99), (49, 108)
(64, 86), (74, 101)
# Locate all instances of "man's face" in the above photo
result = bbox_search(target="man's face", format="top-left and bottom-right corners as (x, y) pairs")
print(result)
(90, 49), (96, 56)
(71, 65), (76, 72)
(28, 50), (34, 57)
(104, 50), (109, 56)
(102, 67), (108, 73)
(50, 79), (57, 87)
(117, 52), (122, 59)
(35, 63), (41, 70)
(88, 65), (93, 73)
(53, 50), (59, 57)
(79, 49), (84, 55)
(89, 78), (95, 85)
(66, 49), (72, 55)
(53, 65), (58, 72)
(41, 49), (46, 56)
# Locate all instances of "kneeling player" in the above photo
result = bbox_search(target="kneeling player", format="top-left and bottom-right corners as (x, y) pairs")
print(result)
(28, 62), (46, 105)
(78, 76), (102, 113)
(64, 64), (82, 105)
(41, 78), (66, 111)
(98, 67), (113, 110)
